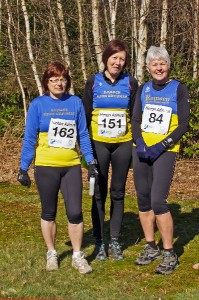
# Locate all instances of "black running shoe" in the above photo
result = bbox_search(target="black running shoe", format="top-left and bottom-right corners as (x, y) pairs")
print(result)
(108, 241), (124, 260)
(94, 243), (107, 261)
(155, 250), (179, 275)
(135, 244), (162, 265)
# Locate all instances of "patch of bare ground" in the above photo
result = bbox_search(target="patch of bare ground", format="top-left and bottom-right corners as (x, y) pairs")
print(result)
(0, 137), (198, 201)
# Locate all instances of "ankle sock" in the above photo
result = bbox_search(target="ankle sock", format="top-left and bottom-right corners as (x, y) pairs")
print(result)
(72, 250), (81, 258)
(164, 248), (174, 253)
(146, 241), (158, 250)
(47, 249), (57, 255)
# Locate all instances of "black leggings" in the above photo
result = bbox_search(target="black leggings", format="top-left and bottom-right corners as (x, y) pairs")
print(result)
(92, 140), (132, 240)
(132, 147), (177, 215)
(34, 165), (83, 223)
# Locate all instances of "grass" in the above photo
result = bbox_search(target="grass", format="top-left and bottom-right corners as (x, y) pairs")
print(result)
(0, 182), (199, 300)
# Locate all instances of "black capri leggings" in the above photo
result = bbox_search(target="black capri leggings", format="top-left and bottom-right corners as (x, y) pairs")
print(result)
(34, 165), (83, 223)
(92, 140), (132, 240)
(132, 147), (177, 215)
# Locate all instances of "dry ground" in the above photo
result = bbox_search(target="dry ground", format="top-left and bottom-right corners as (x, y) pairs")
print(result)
(0, 136), (198, 201)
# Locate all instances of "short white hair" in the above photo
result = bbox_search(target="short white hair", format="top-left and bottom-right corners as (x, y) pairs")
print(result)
(146, 46), (171, 68)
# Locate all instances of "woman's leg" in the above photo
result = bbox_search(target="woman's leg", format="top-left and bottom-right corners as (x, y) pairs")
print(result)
(60, 165), (84, 251)
(34, 166), (61, 270)
(110, 141), (132, 239)
(151, 151), (177, 249)
(60, 165), (92, 274)
(91, 140), (111, 241)
(35, 166), (61, 250)
(132, 146), (155, 242)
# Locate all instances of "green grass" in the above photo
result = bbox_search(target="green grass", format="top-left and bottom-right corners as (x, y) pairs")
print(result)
(0, 182), (199, 300)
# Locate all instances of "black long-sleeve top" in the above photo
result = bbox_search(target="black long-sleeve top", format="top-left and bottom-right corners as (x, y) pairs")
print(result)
(82, 72), (138, 128)
(132, 80), (190, 144)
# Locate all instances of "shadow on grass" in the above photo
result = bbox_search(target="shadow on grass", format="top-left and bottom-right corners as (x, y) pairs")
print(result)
(59, 211), (144, 263)
(59, 203), (199, 264)
(156, 204), (199, 257)
(171, 204), (199, 257)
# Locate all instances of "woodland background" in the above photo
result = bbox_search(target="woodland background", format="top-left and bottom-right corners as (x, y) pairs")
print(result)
(0, 3), (199, 298)
(0, 0), (198, 161)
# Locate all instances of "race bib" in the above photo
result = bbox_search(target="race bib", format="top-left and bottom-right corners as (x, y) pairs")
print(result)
(141, 104), (172, 134)
(98, 110), (126, 138)
(48, 118), (77, 149)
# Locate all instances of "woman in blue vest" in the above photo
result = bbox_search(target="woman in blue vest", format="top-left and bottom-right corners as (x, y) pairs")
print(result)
(83, 39), (138, 261)
(17, 61), (98, 274)
(132, 46), (190, 275)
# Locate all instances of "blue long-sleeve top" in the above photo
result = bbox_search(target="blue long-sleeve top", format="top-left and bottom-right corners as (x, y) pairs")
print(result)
(20, 94), (94, 171)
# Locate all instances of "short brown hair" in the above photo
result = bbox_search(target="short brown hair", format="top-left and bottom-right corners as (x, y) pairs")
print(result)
(102, 39), (130, 70)
(41, 61), (71, 94)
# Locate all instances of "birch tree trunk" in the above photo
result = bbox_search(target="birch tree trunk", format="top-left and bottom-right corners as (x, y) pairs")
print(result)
(136, 0), (150, 83)
(108, 0), (118, 40)
(56, 0), (74, 93)
(160, 0), (168, 47)
(21, 0), (42, 95)
(76, 0), (87, 82)
(0, 0), (2, 33)
(102, 0), (111, 40)
(92, 0), (103, 71)
(56, 0), (71, 67)
(47, 0), (63, 57)
(6, 0), (27, 120)
(193, 0), (199, 79)
(130, 0), (138, 75)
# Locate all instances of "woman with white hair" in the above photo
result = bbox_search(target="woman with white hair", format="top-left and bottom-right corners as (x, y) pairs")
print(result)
(132, 46), (190, 275)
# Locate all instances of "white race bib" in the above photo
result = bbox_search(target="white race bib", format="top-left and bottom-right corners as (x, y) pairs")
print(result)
(141, 104), (172, 134)
(98, 110), (126, 138)
(48, 118), (77, 149)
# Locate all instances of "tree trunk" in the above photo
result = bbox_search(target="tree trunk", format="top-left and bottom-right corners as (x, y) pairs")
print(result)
(130, 0), (138, 75)
(193, 0), (199, 79)
(56, 0), (74, 93)
(6, 0), (27, 121)
(21, 0), (42, 95)
(102, 0), (111, 40)
(47, 0), (63, 57)
(108, 0), (118, 40)
(56, 0), (70, 67)
(0, 0), (2, 33)
(92, 0), (103, 71)
(76, 0), (87, 82)
(136, 0), (150, 83)
(160, 0), (168, 47)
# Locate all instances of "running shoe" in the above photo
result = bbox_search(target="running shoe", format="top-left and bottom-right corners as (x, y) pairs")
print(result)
(155, 250), (179, 275)
(108, 241), (124, 260)
(46, 250), (59, 271)
(94, 242), (107, 261)
(135, 244), (162, 265)
(72, 252), (92, 274)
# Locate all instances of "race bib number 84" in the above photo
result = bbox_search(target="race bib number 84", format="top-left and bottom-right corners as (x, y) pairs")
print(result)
(48, 118), (77, 149)
(141, 104), (172, 134)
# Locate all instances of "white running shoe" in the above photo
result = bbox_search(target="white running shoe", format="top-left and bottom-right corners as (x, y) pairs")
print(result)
(46, 250), (59, 271)
(72, 252), (92, 274)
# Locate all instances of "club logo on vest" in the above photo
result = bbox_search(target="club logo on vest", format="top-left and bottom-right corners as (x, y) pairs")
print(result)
(145, 86), (150, 92)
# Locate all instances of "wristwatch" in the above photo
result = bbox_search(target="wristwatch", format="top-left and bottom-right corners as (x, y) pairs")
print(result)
(88, 159), (98, 165)
(162, 137), (174, 149)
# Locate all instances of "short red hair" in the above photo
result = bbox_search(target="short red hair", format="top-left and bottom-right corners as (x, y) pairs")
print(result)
(41, 61), (71, 94)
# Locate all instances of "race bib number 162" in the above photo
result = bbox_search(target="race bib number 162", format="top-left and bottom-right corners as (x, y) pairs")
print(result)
(48, 118), (77, 149)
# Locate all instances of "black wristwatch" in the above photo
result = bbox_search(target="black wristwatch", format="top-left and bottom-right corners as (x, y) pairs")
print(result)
(88, 159), (98, 165)
(162, 137), (174, 149)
